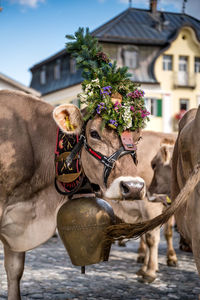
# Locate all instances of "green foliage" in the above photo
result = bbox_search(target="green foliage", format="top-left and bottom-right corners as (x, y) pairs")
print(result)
(65, 27), (150, 134)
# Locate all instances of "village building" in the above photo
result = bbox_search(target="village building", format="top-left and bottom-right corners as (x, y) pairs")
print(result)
(29, 0), (200, 132)
(0, 72), (40, 97)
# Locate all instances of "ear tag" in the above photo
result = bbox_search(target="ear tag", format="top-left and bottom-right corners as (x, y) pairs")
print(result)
(65, 115), (74, 131)
(121, 131), (137, 151)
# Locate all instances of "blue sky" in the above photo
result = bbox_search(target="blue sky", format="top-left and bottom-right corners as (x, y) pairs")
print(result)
(0, 0), (199, 86)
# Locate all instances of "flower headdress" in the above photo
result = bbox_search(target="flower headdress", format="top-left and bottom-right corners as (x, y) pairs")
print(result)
(66, 27), (150, 135)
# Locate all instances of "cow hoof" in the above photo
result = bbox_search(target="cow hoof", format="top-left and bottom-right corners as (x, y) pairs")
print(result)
(140, 274), (156, 283)
(167, 259), (177, 267)
(180, 244), (192, 253)
(118, 240), (126, 247)
(137, 256), (145, 263)
(136, 268), (146, 276)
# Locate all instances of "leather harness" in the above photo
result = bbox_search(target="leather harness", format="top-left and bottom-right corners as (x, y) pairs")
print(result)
(65, 134), (137, 188)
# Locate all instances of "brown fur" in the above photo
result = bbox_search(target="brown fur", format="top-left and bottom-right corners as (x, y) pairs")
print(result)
(0, 90), (147, 299)
(105, 162), (200, 240)
(106, 107), (200, 249)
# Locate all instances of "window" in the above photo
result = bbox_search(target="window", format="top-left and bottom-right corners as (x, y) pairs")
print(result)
(123, 49), (138, 69)
(70, 58), (76, 74)
(163, 55), (172, 71)
(179, 56), (188, 71)
(180, 99), (189, 111)
(145, 98), (162, 117)
(195, 57), (200, 73)
(54, 59), (61, 80)
(40, 66), (46, 85)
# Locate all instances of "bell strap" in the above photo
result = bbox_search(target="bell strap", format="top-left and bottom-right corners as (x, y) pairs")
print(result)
(65, 135), (85, 167)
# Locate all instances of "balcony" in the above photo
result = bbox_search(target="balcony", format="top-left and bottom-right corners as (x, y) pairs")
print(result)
(173, 72), (196, 89)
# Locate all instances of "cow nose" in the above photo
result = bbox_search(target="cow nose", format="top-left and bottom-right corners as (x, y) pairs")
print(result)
(120, 180), (145, 200)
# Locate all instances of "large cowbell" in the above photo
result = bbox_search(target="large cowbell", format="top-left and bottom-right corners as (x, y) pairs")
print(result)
(57, 197), (116, 268)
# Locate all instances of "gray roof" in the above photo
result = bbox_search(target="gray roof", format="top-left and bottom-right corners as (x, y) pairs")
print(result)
(92, 8), (200, 45)
(30, 8), (200, 95)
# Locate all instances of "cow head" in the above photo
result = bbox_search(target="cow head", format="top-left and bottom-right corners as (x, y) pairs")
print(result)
(149, 139), (174, 196)
(53, 104), (146, 200)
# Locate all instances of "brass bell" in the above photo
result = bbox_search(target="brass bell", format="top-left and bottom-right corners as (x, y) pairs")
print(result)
(57, 196), (116, 269)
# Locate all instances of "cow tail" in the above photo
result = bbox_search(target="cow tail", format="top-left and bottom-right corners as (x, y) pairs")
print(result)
(105, 162), (200, 242)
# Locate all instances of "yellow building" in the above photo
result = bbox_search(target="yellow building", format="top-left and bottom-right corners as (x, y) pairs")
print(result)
(153, 26), (200, 132)
(30, 1), (200, 132)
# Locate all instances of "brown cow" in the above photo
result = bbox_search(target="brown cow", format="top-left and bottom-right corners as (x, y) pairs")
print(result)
(149, 140), (177, 266)
(0, 89), (145, 300)
(106, 134), (177, 282)
(109, 106), (200, 276)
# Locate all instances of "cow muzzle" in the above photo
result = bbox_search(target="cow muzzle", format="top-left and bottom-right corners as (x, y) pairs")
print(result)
(120, 180), (145, 200)
(104, 176), (146, 200)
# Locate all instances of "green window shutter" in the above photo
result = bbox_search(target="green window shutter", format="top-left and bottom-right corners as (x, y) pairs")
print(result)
(157, 99), (162, 117)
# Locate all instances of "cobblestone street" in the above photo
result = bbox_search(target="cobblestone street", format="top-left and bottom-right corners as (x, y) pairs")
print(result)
(0, 229), (199, 300)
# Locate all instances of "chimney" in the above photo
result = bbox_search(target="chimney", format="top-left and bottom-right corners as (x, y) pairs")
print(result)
(150, 0), (157, 14)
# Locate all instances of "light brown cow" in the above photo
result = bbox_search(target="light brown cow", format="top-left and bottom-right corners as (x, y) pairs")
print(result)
(109, 106), (200, 276)
(106, 134), (177, 282)
(0, 89), (145, 300)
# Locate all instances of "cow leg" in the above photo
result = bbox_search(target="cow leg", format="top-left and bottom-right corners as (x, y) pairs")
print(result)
(164, 216), (178, 266)
(137, 236), (146, 263)
(4, 245), (25, 300)
(141, 229), (160, 283)
(136, 239), (149, 276)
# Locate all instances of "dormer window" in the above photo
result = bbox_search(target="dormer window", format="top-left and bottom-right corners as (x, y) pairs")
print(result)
(123, 48), (138, 69)
(70, 58), (76, 74)
(40, 66), (46, 85)
(54, 59), (61, 80)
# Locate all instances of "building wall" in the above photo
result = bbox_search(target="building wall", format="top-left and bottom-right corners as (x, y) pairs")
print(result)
(0, 81), (24, 91)
(154, 26), (200, 131)
(101, 43), (165, 132)
(42, 84), (82, 107)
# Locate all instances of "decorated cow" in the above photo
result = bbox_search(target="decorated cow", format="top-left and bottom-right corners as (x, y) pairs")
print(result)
(0, 28), (151, 299)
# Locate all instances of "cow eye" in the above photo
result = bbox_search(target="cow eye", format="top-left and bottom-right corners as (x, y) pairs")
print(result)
(152, 163), (156, 170)
(90, 130), (101, 140)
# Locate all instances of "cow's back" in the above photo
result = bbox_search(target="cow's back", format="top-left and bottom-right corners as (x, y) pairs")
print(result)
(0, 90), (56, 206)
(171, 107), (198, 200)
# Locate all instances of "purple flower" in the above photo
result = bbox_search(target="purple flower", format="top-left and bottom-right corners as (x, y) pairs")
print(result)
(114, 101), (122, 111)
(141, 109), (150, 118)
(109, 119), (118, 127)
(96, 102), (107, 114)
(108, 63), (112, 67)
(128, 89), (145, 99)
(130, 106), (135, 112)
(100, 86), (112, 97)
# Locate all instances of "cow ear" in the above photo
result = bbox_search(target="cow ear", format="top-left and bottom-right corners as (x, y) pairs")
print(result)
(53, 104), (83, 135)
(160, 145), (171, 165)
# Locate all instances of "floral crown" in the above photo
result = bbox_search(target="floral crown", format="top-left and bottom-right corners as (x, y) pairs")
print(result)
(66, 28), (150, 135)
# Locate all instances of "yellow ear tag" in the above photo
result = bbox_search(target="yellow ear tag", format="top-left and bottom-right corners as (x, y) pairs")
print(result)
(166, 196), (171, 204)
(65, 115), (74, 131)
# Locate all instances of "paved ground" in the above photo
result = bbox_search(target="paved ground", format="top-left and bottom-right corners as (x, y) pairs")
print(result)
(0, 229), (199, 300)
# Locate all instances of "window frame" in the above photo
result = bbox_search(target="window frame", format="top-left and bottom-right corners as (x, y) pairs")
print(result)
(54, 59), (61, 80)
(179, 99), (189, 111)
(144, 98), (162, 117)
(195, 57), (200, 73)
(70, 58), (76, 74)
(179, 56), (188, 72)
(123, 49), (138, 69)
(163, 55), (173, 71)
(40, 66), (46, 85)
